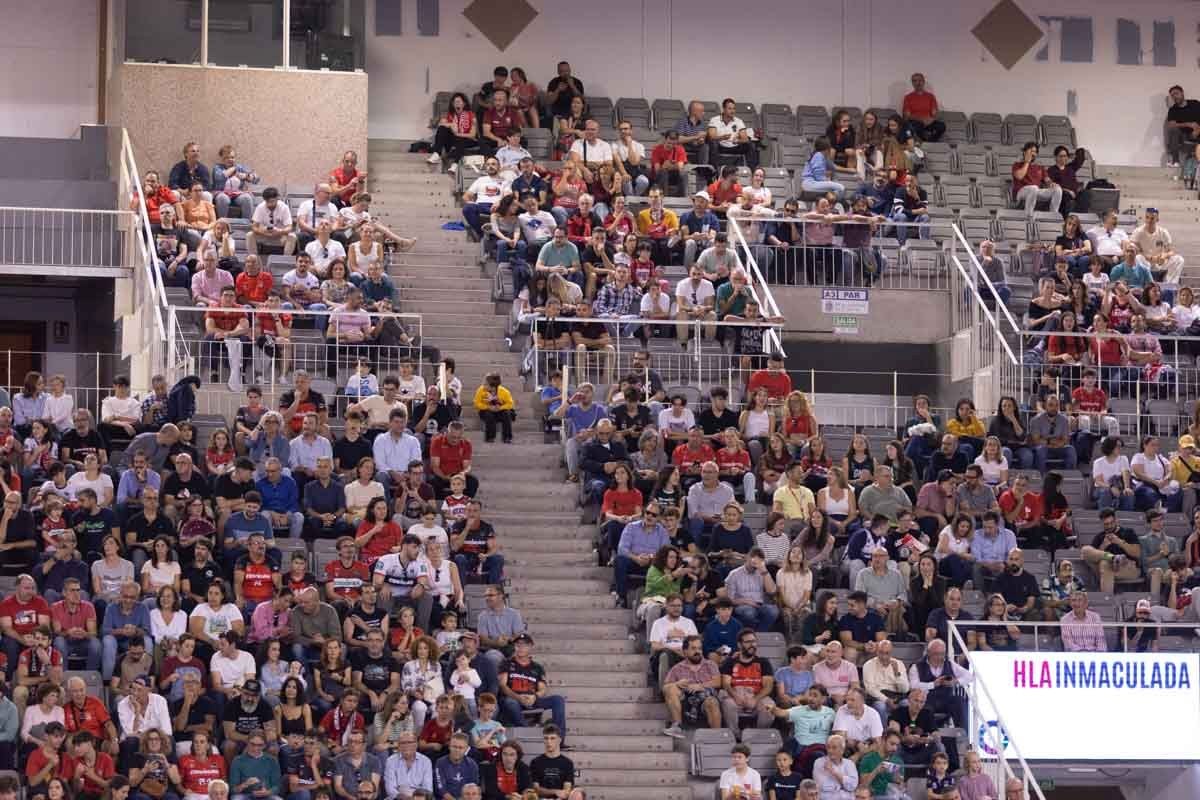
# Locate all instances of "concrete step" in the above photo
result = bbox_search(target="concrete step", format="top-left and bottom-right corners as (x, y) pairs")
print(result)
(555, 685), (658, 703)
(554, 734), (671, 752)
(508, 553), (596, 567)
(516, 594), (620, 612)
(475, 482), (580, 501)
(508, 577), (610, 594)
(529, 621), (632, 639)
(487, 510), (580, 524)
(493, 527), (595, 541)
(522, 607), (633, 626)
(537, 638), (641, 655)
(506, 565), (611, 581)
(398, 299), (498, 315)
(539, 653), (645, 670)
(584, 788), (689, 800)
(393, 263), (487, 278)
(569, 717), (671, 736)
(396, 277), (493, 292)
(569, 767), (680, 786)
(565, 701), (668, 720)
(1098, 164), (1178, 179)
(568, 750), (687, 769)
(547, 671), (646, 688)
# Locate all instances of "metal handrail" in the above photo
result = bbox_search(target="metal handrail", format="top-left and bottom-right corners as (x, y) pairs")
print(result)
(952, 224), (1021, 335)
(121, 129), (169, 337)
(947, 224), (1018, 366)
(725, 214), (787, 355)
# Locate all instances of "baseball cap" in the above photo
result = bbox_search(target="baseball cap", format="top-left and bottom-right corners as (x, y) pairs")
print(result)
(1135, 598), (1151, 611)
(1180, 434), (1196, 449)
(692, 190), (711, 201)
(242, 679), (262, 694)
(513, 633), (534, 645)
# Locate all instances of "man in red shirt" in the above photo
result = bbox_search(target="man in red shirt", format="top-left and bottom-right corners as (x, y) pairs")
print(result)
(673, 427), (717, 482)
(746, 353), (792, 404)
(900, 72), (946, 142)
(705, 165), (743, 216)
(202, 287), (250, 389)
(0, 573), (50, 680)
(1011, 141), (1062, 215)
(50, 577), (100, 670)
(329, 150), (367, 207)
(15, 626), (64, 716)
(234, 533), (281, 614)
(62, 730), (115, 800)
(234, 254), (273, 307)
(63, 676), (119, 755)
(1070, 368), (1120, 462)
(651, 130), (688, 197)
(323, 536), (370, 612)
(481, 89), (520, 154)
(999, 475), (1044, 543)
(132, 170), (180, 229)
(429, 421), (477, 499)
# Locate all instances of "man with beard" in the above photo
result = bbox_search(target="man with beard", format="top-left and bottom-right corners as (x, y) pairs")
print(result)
(718, 628), (775, 735)
(662, 635), (721, 738)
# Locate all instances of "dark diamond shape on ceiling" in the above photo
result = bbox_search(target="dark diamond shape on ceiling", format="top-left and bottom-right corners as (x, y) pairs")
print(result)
(463, 0), (538, 52)
(972, 0), (1044, 70)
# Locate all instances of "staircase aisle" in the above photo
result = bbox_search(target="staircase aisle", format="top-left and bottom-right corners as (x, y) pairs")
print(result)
(1100, 164), (1200, 285)
(366, 140), (690, 800)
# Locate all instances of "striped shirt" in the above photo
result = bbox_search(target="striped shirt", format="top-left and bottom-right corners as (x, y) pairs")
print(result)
(1059, 609), (1106, 652)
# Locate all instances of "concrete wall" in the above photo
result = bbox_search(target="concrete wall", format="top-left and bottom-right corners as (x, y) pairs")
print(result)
(774, 287), (953, 344)
(110, 61), (368, 190)
(366, 0), (1199, 166)
(0, 0), (99, 138)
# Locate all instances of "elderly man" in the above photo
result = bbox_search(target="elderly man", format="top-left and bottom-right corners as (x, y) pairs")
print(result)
(812, 641), (860, 706)
(613, 503), (668, 608)
(861, 640), (910, 723)
(854, 548), (908, 635)
(288, 412), (333, 495)
(256, 457), (304, 539)
(812, 734), (858, 800)
(384, 731), (432, 799)
(686, 462), (736, 551)
(907, 640), (971, 728)
(296, 183), (348, 251)
(116, 675), (172, 768)
(290, 587), (342, 665)
(64, 674), (119, 755)
(1060, 590), (1106, 652)
(831, 687), (883, 755)
(579, 418), (628, 505)
(857, 466), (913, 525)
(725, 548), (779, 632)
(0, 573), (49, 682)
(100, 581), (152, 681)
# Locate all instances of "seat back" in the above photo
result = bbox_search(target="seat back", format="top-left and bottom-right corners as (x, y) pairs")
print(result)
(524, 128), (553, 159)
(1032, 211), (1064, 243)
(956, 145), (989, 179)
(691, 728), (737, 777)
(995, 209), (1031, 243)
(938, 110), (970, 144)
(652, 98), (686, 131)
(1004, 113), (1039, 146)
(585, 96), (615, 125)
(615, 97), (651, 128)
(922, 142), (954, 176)
(902, 239), (943, 274)
(937, 176), (972, 210)
(970, 112), (1004, 145)
(757, 632), (788, 669)
(742, 728), (783, 776)
(776, 135), (812, 172)
(975, 178), (1010, 210)
(796, 106), (831, 138)
(64, 670), (104, 699)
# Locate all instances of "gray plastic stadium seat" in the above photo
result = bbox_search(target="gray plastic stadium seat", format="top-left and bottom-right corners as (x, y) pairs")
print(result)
(937, 176), (972, 209)
(995, 209), (1031, 242)
(938, 110), (970, 144)
(757, 632), (787, 669)
(922, 142), (954, 176)
(956, 145), (989, 178)
(1032, 211), (1063, 243)
(761, 168), (792, 201)
(1039, 115), (1076, 148)
(523, 128), (552, 159)
(970, 112), (1003, 145)
(761, 104), (797, 138)
(691, 729), (737, 777)
(867, 107), (898, 125)
(926, 207), (957, 240)
(776, 135), (813, 173)
(1147, 400), (1183, 435)
(585, 96), (614, 125)
(989, 147), (1023, 178)
(902, 240), (943, 275)
(1004, 113), (1039, 146)
(742, 728), (783, 776)
(615, 97), (651, 127)
(652, 98), (685, 131)
(796, 105), (831, 139)
(975, 178), (1010, 210)
(734, 101), (761, 130)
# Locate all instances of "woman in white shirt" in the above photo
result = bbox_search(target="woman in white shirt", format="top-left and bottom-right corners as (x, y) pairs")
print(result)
(188, 580), (245, 655)
(200, 219), (237, 261)
(973, 435), (1010, 489)
(347, 222), (384, 282)
(44, 374), (75, 433)
(1130, 435), (1182, 512)
(141, 536), (182, 599)
(304, 220), (347, 278)
(423, 541), (464, 615)
(150, 585), (188, 643)
(738, 387), (776, 455)
(344, 456), (385, 524)
(1173, 285), (1200, 335)
(20, 683), (64, 746)
(743, 168), (773, 207)
(66, 454), (113, 507)
(1091, 435), (1134, 511)
(1140, 283), (1176, 334)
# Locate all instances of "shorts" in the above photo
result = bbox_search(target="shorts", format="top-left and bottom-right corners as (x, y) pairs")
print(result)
(681, 688), (716, 724)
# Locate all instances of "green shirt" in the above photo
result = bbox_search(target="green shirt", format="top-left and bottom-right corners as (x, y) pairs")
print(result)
(1138, 532), (1177, 573)
(644, 565), (681, 598)
(715, 281), (749, 319)
(786, 704), (834, 746)
(537, 240), (580, 268)
(858, 751), (903, 796)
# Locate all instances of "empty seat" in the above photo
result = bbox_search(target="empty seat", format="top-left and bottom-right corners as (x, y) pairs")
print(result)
(937, 176), (972, 209)
(691, 728), (737, 777)
(585, 96), (614, 125)
(652, 98), (685, 131)
(995, 209), (1031, 242)
(922, 142), (954, 176)
(938, 110), (970, 144)
(927, 207), (957, 240)
(957, 208), (993, 243)
(902, 240), (943, 274)
(1032, 211), (1063, 243)
(975, 178), (1010, 209)
(523, 128), (553, 159)
(757, 632), (787, 668)
(990, 147), (1023, 177)
(796, 105), (831, 138)
(1040, 114), (1077, 149)
(970, 112), (1004, 145)
(1004, 113), (1039, 146)
(956, 145), (989, 179)
(1147, 400), (1183, 435)
(775, 135), (813, 173)
(742, 728), (783, 776)
(762, 168), (793, 200)
(615, 97), (651, 127)
(761, 103), (797, 138)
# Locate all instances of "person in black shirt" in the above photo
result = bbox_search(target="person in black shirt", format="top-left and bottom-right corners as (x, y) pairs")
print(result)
(994, 549), (1041, 621)
(60, 409), (109, 470)
(215, 458), (257, 519)
(221, 680), (275, 763)
(349, 628), (398, 721)
(630, 350), (667, 408)
(1082, 508), (1142, 594)
(333, 415), (373, 479)
(610, 387), (651, 451)
(71, 489), (120, 561)
(545, 61), (585, 120)
(698, 387), (739, 449)
(164, 421), (200, 473)
(680, 553), (722, 623)
(529, 725), (581, 800)
(890, 687), (938, 766)
(497, 634), (566, 737)
(0, 492), (36, 576)
(410, 386), (455, 446)
(123, 489), (175, 573)
(162, 454), (213, 521)
(181, 539), (221, 611)
(763, 751), (802, 800)
(169, 673), (218, 746)
(285, 730), (335, 797)
(1165, 85), (1200, 167)
(534, 298), (573, 350)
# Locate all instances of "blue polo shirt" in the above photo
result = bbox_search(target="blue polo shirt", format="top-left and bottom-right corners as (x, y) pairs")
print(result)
(680, 210), (720, 237)
(702, 615), (743, 656)
(225, 511), (275, 545)
(256, 475), (300, 513)
(303, 477), (344, 515)
(837, 610), (886, 644)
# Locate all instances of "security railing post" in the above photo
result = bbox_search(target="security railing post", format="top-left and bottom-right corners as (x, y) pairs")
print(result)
(1136, 378), (1142, 439)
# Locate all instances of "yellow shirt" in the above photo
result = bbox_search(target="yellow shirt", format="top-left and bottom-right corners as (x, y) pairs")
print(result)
(474, 385), (514, 412)
(1170, 453), (1200, 485)
(946, 418), (985, 438)
(636, 208), (679, 237)
(772, 483), (815, 520)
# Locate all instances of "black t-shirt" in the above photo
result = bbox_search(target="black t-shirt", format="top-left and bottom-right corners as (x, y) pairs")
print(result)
(610, 405), (651, 440)
(838, 610), (886, 644)
(183, 561), (221, 598)
(351, 650), (398, 694)
(698, 407), (739, 437)
(719, 655), (774, 693)
(581, 241), (612, 267)
(163, 471), (212, 501)
(222, 698), (274, 735)
(125, 512), (176, 549)
(500, 658), (547, 694)
(530, 754), (576, 790)
(535, 316), (572, 342)
(996, 570), (1041, 607)
(765, 773), (802, 800)
(346, 604), (388, 644)
(546, 75), (585, 117)
(1055, 233), (1086, 253)
(71, 508), (117, 557)
(215, 474), (255, 502)
(1027, 298), (1060, 329)
(60, 429), (106, 462)
(236, 404), (267, 432)
(164, 443), (199, 473)
(450, 520), (495, 556)
(1167, 99), (1200, 126)
(892, 704), (937, 741)
(288, 753), (335, 786)
(410, 401), (455, 437)
(1091, 526), (1139, 556)
(0, 509), (35, 564)
(130, 752), (174, 784)
(169, 693), (217, 742)
(333, 436), (373, 473)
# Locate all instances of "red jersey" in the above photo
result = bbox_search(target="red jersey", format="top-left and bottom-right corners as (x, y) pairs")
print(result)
(235, 270), (273, 304)
(716, 447), (751, 472)
(287, 572), (318, 594)
(319, 706), (365, 744)
(673, 443), (716, 472)
(443, 110), (476, 136)
(601, 488), (643, 518)
(63, 696), (111, 739)
(18, 646), (62, 676)
(419, 717), (454, 747)
(50, 599), (96, 634)
(1089, 337), (1125, 367)
(60, 752), (114, 796)
(142, 186), (178, 225)
(323, 559), (371, 600)
(254, 309), (292, 336)
(179, 754), (227, 795)
(206, 307), (245, 332)
(1011, 161), (1046, 196)
(356, 521), (403, 564)
(747, 370), (792, 400)
(999, 490), (1043, 525)
(1071, 386), (1108, 414)
(26, 746), (72, 783)
(902, 91), (938, 120)
(651, 143), (687, 173)
(783, 414), (817, 438)
(0, 594), (49, 636)
(330, 166), (361, 204)
(706, 179), (743, 207)
(430, 434), (472, 476)
(483, 108), (519, 140)
(237, 557), (278, 602)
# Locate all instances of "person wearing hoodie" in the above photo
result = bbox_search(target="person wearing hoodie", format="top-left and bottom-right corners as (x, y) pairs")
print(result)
(167, 375), (201, 424)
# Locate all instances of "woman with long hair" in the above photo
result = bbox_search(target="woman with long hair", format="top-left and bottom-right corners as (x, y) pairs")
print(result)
(12, 370), (46, 436)
(644, 545), (685, 598)
(946, 398), (986, 460)
(423, 540), (464, 628)
(321, 258), (354, 306)
(800, 590), (839, 646)
(600, 462), (643, 558)
(490, 193), (527, 273)
(842, 434), (875, 494)
(776, 543), (813, 641)
(141, 535), (181, 600)
(1092, 435), (1134, 511)
(757, 433), (793, 499)
(882, 439), (918, 504)
(150, 585), (186, 648)
(797, 508), (836, 587)
(987, 395), (1033, 470)
(554, 95), (588, 160)
(312, 638), (351, 718)
(507, 67), (540, 128)
(1040, 471), (1073, 552)
(372, 691), (415, 753)
(482, 740), (533, 798)
(908, 552), (946, 633)
(204, 428), (236, 481)
(401, 635), (444, 729)
(129, 727), (182, 800)
(273, 675), (313, 738)
(738, 387), (775, 458)
(355, 496), (403, 566)
(973, 435), (1009, 491)
(902, 394), (942, 479)
(978, 593), (1021, 651)
(935, 514), (974, 587)
(800, 435), (832, 494)
(1056, 213), (1092, 276)
(429, 92), (478, 168)
(389, 605), (423, 657)
(651, 466), (685, 517)
(782, 391), (819, 457)
(257, 638), (291, 708)
(855, 110), (886, 176)
(817, 466), (860, 539)
(825, 108), (858, 171)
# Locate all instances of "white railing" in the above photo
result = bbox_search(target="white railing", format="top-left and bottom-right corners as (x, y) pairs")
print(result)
(947, 621), (1048, 800)
(0, 206), (132, 271)
(724, 216), (788, 355)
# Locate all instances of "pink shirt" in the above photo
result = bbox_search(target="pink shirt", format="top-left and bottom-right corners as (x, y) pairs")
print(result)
(191, 269), (234, 303)
(812, 658), (859, 699)
(1060, 609), (1106, 652)
(248, 602), (291, 643)
(330, 309), (372, 338)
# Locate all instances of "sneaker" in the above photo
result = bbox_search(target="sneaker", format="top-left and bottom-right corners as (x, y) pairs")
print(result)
(427, 152), (442, 164)
(663, 723), (684, 739)
(447, 163), (459, 175)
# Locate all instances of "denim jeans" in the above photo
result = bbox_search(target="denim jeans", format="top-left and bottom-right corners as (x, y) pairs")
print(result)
(801, 178), (846, 198)
(1033, 444), (1077, 473)
(733, 602), (780, 632)
(499, 693), (567, 737)
(54, 635), (102, 670)
(890, 210), (930, 244)
(454, 552), (505, 583)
